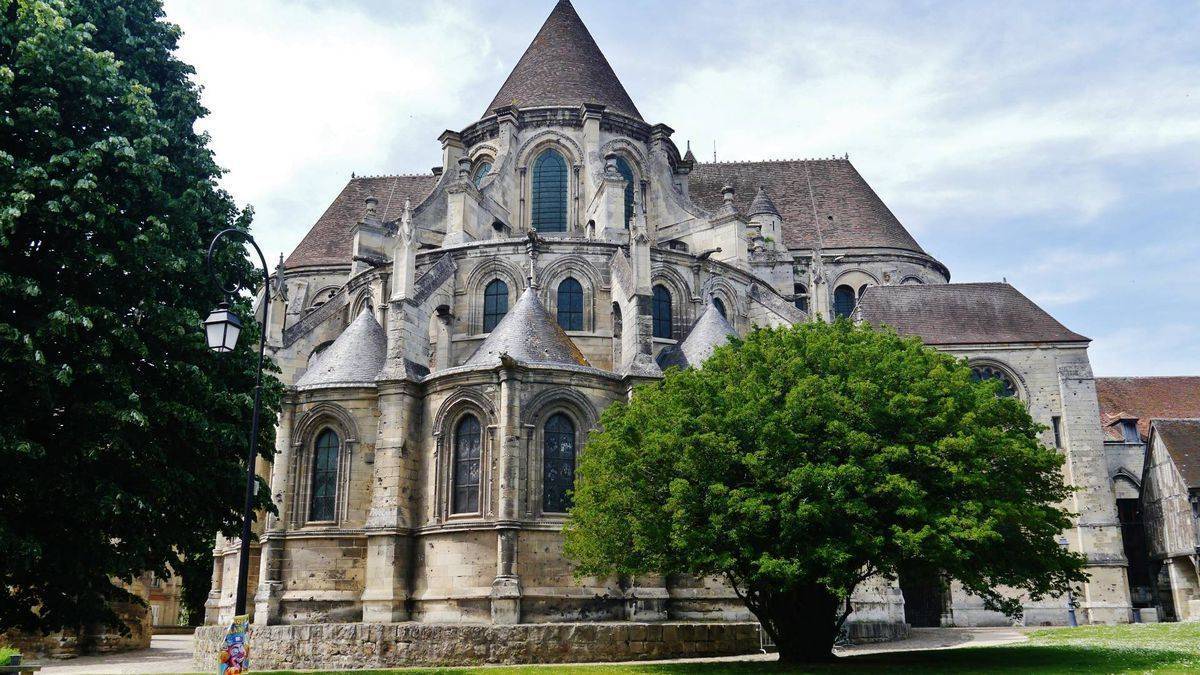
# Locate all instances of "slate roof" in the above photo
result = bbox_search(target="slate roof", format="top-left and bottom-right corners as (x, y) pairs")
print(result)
(464, 287), (590, 368)
(746, 186), (781, 218)
(688, 159), (928, 256)
(1096, 377), (1200, 441)
(1150, 418), (1200, 488)
(483, 0), (642, 120)
(857, 282), (1089, 346)
(285, 175), (438, 269)
(294, 308), (387, 390)
(657, 302), (737, 370)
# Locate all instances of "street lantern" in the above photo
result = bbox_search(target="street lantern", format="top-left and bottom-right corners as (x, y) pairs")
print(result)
(204, 302), (243, 353)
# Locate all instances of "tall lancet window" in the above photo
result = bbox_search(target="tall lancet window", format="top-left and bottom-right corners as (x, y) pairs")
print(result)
(652, 284), (673, 339)
(452, 415), (482, 514)
(542, 413), (576, 513)
(614, 156), (635, 228)
(309, 429), (340, 522)
(556, 277), (584, 331)
(531, 149), (568, 232)
(483, 279), (508, 332)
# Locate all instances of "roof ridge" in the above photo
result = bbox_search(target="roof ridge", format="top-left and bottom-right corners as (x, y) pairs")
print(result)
(697, 155), (851, 167)
(352, 172), (437, 180)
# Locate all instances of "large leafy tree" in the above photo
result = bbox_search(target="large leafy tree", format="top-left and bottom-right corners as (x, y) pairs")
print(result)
(564, 320), (1086, 663)
(0, 0), (280, 633)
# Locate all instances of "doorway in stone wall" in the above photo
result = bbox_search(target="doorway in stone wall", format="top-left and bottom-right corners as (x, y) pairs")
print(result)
(899, 568), (947, 627)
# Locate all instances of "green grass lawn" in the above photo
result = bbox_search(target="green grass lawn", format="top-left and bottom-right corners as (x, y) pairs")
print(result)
(211, 622), (1200, 674)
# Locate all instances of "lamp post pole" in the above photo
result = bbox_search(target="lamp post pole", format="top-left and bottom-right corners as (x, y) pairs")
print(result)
(205, 229), (273, 618)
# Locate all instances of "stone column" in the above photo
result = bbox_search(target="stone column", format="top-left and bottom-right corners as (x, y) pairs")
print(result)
(433, 305), (454, 371)
(203, 554), (224, 625)
(1057, 357), (1133, 624)
(361, 379), (421, 622)
(491, 363), (523, 624)
(253, 402), (294, 625)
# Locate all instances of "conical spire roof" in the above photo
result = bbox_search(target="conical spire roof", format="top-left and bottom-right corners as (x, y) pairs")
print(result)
(483, 0), (642, 120)
(747, 186), (781, 218)
(465, 287), (590, 367)
(657, 302), (738, 369)
(295, 308), (387, 390)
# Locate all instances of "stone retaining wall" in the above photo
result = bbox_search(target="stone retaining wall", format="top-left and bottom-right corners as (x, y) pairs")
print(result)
(193, 621), (762, 670)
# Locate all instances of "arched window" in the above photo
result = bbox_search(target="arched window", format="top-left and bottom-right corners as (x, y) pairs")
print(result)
(712, 297), (727, 318)
(859, 284), (870, 298)
(542, 413), (576, 513)
(483, 279), (508, 332)
(472, 160), (492, 187)
(652, 285), (673, 339)
(531, 149), (568, 232)
(833, 285), (856, 319)
(556, 277), (584, 331)
(611, 302), (622, 339)
(971, 365), (1018, 398)
(793, 283), (809, 312)
(309, 429), (340, 521)
(614, 156), (635, 228)
(452, 415), (482, 514)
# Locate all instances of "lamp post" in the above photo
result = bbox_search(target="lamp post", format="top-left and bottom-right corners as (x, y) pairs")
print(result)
(203, 229), (275, 618)
(1057, 536), (1079, 627)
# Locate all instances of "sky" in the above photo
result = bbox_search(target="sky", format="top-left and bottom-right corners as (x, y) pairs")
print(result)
(162, 0), (1200, 376)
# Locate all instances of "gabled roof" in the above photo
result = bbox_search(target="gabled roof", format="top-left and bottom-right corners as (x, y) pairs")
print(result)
(858, 282), (1089, 346)
(688, 159), (929, 257)
(464, 287), (589, 368)
(1150, 418), (1200, 488)
(657, 302), (737, 370)
(294, 308), (387, 390)
(285, 174), (438, 269)
(1096, 377), (1200, 441)
(482, 0), (642, 120)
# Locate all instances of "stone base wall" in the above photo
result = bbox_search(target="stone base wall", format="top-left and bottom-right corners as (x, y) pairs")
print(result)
(193, 622), (762, 670)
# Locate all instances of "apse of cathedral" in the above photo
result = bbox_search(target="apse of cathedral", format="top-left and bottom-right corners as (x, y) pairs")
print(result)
(205, 0), (1138, 633)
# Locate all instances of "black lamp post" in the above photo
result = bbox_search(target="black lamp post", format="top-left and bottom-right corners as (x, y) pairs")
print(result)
(204, 229), (276, 618)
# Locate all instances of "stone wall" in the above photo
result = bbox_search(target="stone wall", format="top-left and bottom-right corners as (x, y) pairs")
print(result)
(193, 621), (761, 670)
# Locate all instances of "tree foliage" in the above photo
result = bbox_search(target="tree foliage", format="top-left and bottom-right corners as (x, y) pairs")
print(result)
(0, 0), (281, 633)
(564, 320), (1086, 662)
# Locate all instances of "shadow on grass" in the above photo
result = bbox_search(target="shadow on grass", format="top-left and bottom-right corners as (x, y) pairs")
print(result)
(256, 644), (1198, 675)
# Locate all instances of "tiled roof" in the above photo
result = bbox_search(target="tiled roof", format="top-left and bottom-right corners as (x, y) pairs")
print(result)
(465, 287), (589, 368)
(688, 159), (928, 255)
(858, 282), (1089, 346)
(294, 308), (387, 390)
(483, 0), (641, 120)
(1096, 377), (1200, 441)
(657, 302), (737, 370)
(1151, 418), (1200, 488)
(284, 175), (438, 269)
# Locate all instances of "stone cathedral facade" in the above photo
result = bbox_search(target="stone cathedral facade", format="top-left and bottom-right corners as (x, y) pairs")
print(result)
(205, 0), (1136, 640)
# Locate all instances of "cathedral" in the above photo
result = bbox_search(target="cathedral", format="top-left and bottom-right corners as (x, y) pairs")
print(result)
(202, 1), (1167, 659)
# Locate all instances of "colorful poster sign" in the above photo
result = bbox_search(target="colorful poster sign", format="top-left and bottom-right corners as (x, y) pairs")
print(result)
(218, 614), (249, 674)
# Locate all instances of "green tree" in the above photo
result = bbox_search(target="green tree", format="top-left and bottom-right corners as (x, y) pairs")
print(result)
(564, 320), (1086, 663)
(0, 0), (280, 634)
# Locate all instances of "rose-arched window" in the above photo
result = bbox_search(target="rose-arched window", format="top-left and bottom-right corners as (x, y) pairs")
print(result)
(971, 365), (1018, 398)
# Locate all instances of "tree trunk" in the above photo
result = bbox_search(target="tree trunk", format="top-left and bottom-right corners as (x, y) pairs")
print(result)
(748, 582), (842, 663)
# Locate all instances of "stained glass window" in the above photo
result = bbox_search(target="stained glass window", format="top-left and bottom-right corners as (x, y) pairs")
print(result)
(557, 277), (584, 331)
(615, 156), (635, 228)
(833, 285), (856, 319)
(531, 149), (568, 232)
(652, 285), (672, 339)
(713, 297), (727, 318)
(309, 429), (339, 521)
(483, 279), (508, 332)
(971, 365), (1018, 398)
(542, 413), (576, 513)
(452, 415), (482, 514)
(472, 161), (492, 187)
